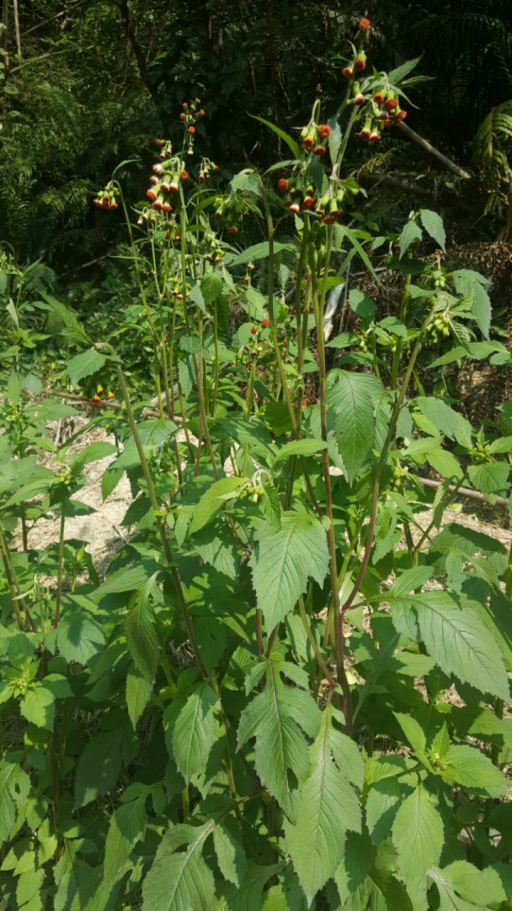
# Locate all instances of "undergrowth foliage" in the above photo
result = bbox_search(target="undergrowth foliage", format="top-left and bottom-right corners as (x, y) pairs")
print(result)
(0, 19), (511, 911)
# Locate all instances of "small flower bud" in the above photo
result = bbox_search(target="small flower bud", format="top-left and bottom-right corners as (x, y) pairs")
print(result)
(251, 326), (258, 335)
(354, 93), (367, 105)
(342, 67), (354, 80)
(359, 17), (370, 29)
(354, 55), (366, 71)
(385, 97), (398, 112)
(277, 178), (289, 194)
(262, 318), (269, 327)
(318, 124), (331, 139)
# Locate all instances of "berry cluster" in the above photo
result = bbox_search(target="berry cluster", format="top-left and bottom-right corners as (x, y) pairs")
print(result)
(146, 139), (190, 212)
(277, 177), (346, 224)
(237, 318), (291, 368)
(357, 91), (407, 143)
(79, 382), (115, 408)
(198, 157), (219, 182)
(215, 193), (243, 234)
(179, 99), (205, 155)
(341, 17), (371, 80)
(92, 183), (119, 211)
(299, 120), (331, 156)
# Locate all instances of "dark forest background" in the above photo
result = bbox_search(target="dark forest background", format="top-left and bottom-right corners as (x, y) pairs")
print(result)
(0, 0), (511, 274)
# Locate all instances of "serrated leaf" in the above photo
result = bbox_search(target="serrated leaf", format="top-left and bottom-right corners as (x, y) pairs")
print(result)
(213, 817), (247, 887)
(141, 827), (214, 911)
(429, 861), (508, 909)
(399, 220), (423, 259)
(67, 349), (108, 386)
(426, 447), (464, 481)
(442, 745), (508, 798)
(272, 438), (327, 464)
(126, 666), (152, 728)
(103, 786), (149, 882)
(229, 241), (296, 267)
(285, 702), (361, 904)
(20, 685), (55, 730)
(390, 591), (510, 702)
(56, 610), (104, 665)
(189, 477), (246, 535)
(326, 370), (384, 484)
(201, 271), (223, 303)
(419, 210), (446, 251)
(415, 397), (472, 448)
(74, 729), (123, 809)
(172, 683), (219, 783)
(366, 777), (402, 844)
(249, 513), (329, 631)
(259, 484), (281, 530)
(392, 783), (443, 882)
(468, 461), (511, 495)
(388, 56), (422, 84)
(238, 659), (321, 818)
(124, 574), (160, 683)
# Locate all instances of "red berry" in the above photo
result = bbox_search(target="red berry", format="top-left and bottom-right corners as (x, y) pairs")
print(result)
(302, 136), (315, 150)
(147, 188), (157, 201)
(313, 145), (326, 156)
(182, 102), (188, 109)
(302, 398), (308, 407)
(199, 109), (205, 116)
(385, 98), (398, 112)
(181, 170), (189, 179)
(188, 126), (195, 134)
(319, 124), (331, 139)
(251, 326), (258, 335)
(374, 92), (385, 104)
(277, 178), (289, 194)
(394, 110), (408, 123)
(359, 17), (370, 29)
(342, 67), (354, 80)
(354, 57), (365, 71)
(262, 319), (269, 327)
(354, 93), (367, 105)
(226, 226), (238, 233)
(302, 197), (316, 210)
(358, 128), (371, 141)
(180, 113), (187, 121)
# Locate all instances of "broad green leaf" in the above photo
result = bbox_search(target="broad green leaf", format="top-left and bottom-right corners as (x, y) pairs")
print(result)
(388, 55), (422, 84)
(56, 610), (104, 665)
(0, 762), (30, 846)
(426, 447), (464, 481)
(71, 441), (117, 472)
(326, 370), (384, 483)
(452, 269), (491, 338)
(391, 591), (510, 701)
(238, 659), (321, 818)
(389, 566), (433, 596)
(365, 777), (402, 844)
(349, 288), (376, 322)
(74, 729), (124, 809)
(378, 316), (408, 338)
(103, 785), (149, 882)
(442, 745), (508, 798)
(429, 861), (509, 909)
(213, 818), (247, 887)
(141, 827), (214, 911)
(94, 564), (158, 600)
(231, 168), (260, 194)
(217, 864), (285, 911)
(249, 513), (330, 631)
(419, 210), (446, 251)
(124, 575), (160, 683)
(20, 685), (55, 730)
(428, 341), (506, 368)
(333, 831), (376, 904)
(399, 220), (423, 259)
(394, 713), (432, 769)
(229, 241), (296, 267)
(415, 397), (472, 447)
(392, 783), (443, 882)
(172, 683), (219, 783)
(260, 484), (281, 530)
(201, 271), (222, 303)
(468, 461), (510, 495)
(193, 520), (239, 579)
(285, 703), (361, 904)
(126, 666), (152, 729)
(67, 349), (108, 386)
(272, 438), (327, 465)
(189, 477), (246, 535)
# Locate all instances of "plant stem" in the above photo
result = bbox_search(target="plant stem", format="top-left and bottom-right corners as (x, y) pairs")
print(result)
(298, 596), (336, 688)
(53, 499), (67, 628)
(0, 521), (35, 630)
(117, 366), (210, 681)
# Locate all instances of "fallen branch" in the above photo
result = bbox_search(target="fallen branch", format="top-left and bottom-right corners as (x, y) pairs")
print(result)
(398, 122), (472, 180)
(419, 476), (508, 507)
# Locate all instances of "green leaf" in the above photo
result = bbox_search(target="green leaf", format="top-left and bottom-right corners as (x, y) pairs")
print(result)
(260, 485), (281, 530)
(141, 827), (214, 911)
(124, 575), (160, 684)
(189, 477), (246, 535)
(415, 397), (472, 448)
(103, 785), (149, 882)
(388, 56), (422, 84)
(238, 658), (321, 818)
(193, 520), (239, 579)
(56, 610), (104, 665)
(201, 271), (223, 303)
(67, 349), (108, 386)
(378, 316), (408, 338)
(442, 745), (508, 798)
(392, 591), (510, 702)
(394, 713), (432, 769)
(429, 861), (509, 909)
(285, 702), (361, 904)
(20, 685), (55, 730)
(229, 241), (296, 267)
(365, 777), (402, 845)
(213, 818), (247, 887)
(249, 513), (330, 631)
(392, 783), (443, 883)
(172, 683), (219, 783)
(272, 438), (327, 464)
(250, 115), (302, 159)
(452, 269), (491, 338)
(126, 666), (152, 729)
(428, 341), (507, 367)
(74, 728), (124, 809)
(389, 566), (433, 597)
(419, 210), (446, 251)
(326, 370), (384, 484)
(468, 461), (510, 495)
(399, 220), (423, 259)
(426, 447), (464, 481)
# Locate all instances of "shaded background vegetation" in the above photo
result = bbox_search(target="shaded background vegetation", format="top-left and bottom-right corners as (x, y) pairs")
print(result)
(0, 0), (511, 270)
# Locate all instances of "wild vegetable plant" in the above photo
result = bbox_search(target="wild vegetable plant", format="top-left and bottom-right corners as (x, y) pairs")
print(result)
(0, 17), (511, 911)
